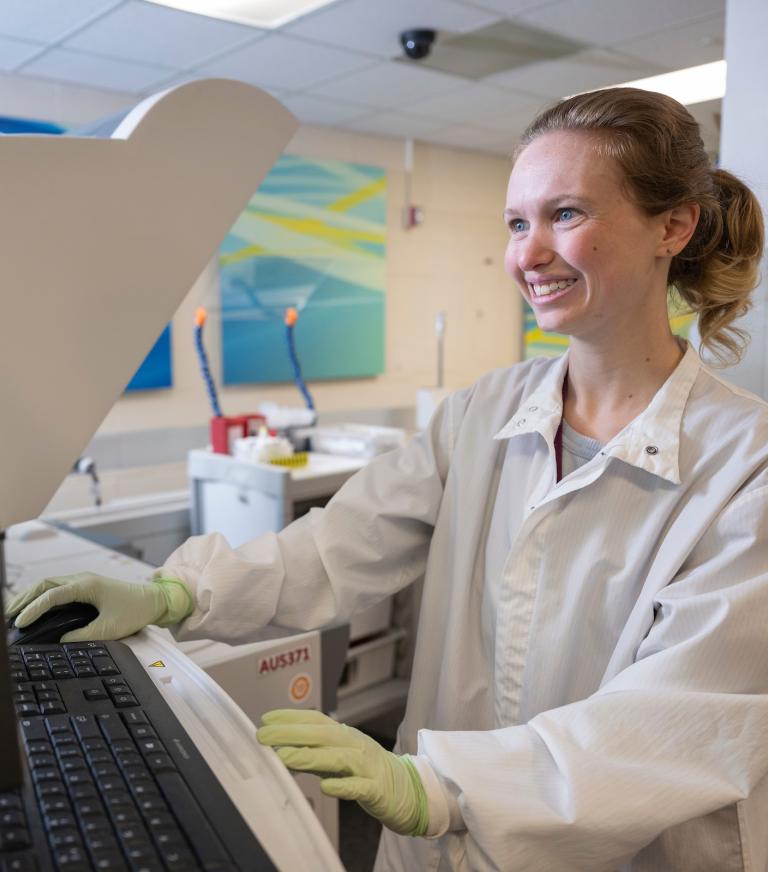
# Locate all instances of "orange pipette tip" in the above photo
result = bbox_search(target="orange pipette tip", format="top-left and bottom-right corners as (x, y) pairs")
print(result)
(195, 307), (207, 327)
(285, 307), (298, 327)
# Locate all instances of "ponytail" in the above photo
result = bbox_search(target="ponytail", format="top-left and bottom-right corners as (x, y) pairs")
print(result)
(672, 168), (764, 366)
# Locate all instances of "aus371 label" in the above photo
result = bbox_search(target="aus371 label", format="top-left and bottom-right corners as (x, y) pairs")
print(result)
(258, 646), (311, 675)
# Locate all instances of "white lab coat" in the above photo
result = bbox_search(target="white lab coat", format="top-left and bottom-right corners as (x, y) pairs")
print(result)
(161, 344), (768, 872)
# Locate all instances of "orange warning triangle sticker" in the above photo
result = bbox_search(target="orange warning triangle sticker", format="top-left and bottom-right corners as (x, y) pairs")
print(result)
(148, 660), (165, 668)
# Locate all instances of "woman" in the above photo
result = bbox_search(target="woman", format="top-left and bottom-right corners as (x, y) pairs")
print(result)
(10, 88), (768, 871)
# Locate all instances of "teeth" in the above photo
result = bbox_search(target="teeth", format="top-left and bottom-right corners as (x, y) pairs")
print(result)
(530, 278), (576, 297)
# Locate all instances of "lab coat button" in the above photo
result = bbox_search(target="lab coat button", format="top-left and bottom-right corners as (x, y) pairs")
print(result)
(517, 419), (526, 426)
(645, 445), (659, 455)
(528, 406), (538, 412)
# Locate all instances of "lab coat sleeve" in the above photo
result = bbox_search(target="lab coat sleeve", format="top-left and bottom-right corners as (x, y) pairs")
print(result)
(415, 477), (768, 871)
(156, 392), (463, 644)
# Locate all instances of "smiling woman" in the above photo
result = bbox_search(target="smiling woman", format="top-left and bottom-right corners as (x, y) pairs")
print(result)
(9, 87), (768, 872)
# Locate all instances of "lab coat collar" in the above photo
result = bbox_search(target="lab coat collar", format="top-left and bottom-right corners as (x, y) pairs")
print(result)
(494, 342), (702, 485)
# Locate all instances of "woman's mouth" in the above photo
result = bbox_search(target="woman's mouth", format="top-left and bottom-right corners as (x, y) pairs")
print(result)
(528, 277), (578, 303)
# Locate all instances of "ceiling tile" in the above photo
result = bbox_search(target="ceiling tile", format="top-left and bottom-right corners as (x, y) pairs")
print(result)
(485, 47), (666, 99)
(65, 1), (262, 69)
(614, 13), (725, 71)
(342, 110), (447, 138)
(403, 82), (546, 133)
(518, 0), (725, 47)
(196, 32), (372, 90)
(285, 0), (500, 59)
(0, 0), (122, 43)
(309, 61), (465, 108)
(0, 36), (45, 71)
(280, 93), (370, 125)
(20, 48), (175, 94)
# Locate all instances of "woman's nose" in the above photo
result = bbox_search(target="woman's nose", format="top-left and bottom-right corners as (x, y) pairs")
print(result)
(516, 228), (554, 272)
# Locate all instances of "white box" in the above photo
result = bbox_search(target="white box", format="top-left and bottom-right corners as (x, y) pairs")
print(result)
(349, 599), (392, 642)
(337, 629), (405, 699)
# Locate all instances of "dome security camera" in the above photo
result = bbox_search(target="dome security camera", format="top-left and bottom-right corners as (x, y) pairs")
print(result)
(400, 29), (436, 61)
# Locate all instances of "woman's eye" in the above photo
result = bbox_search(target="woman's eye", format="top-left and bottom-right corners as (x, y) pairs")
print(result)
(509, 219), (527, 233)
(557, 208), (576, 222)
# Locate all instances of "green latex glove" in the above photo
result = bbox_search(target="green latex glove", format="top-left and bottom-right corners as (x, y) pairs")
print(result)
(6, 572), (194, 643)
(257, 709), (429, 837)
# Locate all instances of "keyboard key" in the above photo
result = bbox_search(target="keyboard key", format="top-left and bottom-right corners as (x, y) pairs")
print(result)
(97, 714), (130, 742)
(28, 754), (57, 770)
(0, 809), (25, 827)
(45, 716), (73, 735)
(32, 768), (61, 784)
(92, 658), (120, 676)
(84, 689), (108, 701)
(120, 712), (148, 727)
(112, 696), (139, 709)
(49, 829), (83, 849)
(84, 832), (120, 853)
(72, 715), (101, 741)
(2, 853), (40, 871)
(52, 845), (89, 867)
(89, 850), (128, 871)
(127, 727), (155, 742)
(20, 718), (48, 745)
(36, 782), (67, 799)
(15, 703), (39, 717)
(0, 828), (31, 850)
(144, 755), (176, 775)
(109, 809), (141, 827)
(45, 813), (77, 830)
(40, 701), (67, 716)
(51, 668), (75, 679)
(40, 797), (72, 815)
(69, 785), (99, 803)
(56, 747), (84, 760)
(156, 847), (196, 872)
(87, 752), (114, 767)
(0, 794), (22, 810)
(64, 773), (95, 790)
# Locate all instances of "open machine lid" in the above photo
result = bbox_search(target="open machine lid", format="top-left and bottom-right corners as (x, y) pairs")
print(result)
(0, 78), (297, 529)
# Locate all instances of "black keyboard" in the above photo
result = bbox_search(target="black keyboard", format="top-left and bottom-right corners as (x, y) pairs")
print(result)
(1, 641), (277, 872)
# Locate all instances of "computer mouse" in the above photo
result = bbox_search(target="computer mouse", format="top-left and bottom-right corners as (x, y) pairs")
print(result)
(7, 602), (100, 646)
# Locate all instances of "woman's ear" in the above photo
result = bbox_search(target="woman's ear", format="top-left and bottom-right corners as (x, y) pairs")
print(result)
(657, 202), (700, 256)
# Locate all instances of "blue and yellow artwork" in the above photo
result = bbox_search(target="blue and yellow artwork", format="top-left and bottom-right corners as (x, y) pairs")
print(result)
(219, 154), (386, 384)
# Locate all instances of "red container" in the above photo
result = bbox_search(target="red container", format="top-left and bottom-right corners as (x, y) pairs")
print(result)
(210, 414), (267, 455)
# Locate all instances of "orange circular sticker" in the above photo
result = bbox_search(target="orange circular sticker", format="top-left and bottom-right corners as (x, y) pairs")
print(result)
(290, 673), (311, 703)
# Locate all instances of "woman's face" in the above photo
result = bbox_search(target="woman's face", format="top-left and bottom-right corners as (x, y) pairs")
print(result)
(504, 130), (670, 342)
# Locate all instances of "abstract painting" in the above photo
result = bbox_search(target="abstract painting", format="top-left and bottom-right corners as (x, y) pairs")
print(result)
(219, 154), (386, 385)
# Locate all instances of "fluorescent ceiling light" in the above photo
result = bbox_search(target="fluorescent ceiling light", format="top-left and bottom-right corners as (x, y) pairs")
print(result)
(594, 60), (726, 106)
(145, 0), (338, 29)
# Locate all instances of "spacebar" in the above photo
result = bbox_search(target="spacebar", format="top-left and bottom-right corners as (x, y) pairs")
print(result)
(155, 771), (236, 870)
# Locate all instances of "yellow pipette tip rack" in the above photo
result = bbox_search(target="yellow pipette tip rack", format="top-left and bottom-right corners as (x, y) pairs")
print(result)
(268, 452), (309, 468)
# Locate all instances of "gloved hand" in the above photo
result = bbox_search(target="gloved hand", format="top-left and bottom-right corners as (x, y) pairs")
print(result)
(6, 572), (194, 643)
(257, 709), (429, 837)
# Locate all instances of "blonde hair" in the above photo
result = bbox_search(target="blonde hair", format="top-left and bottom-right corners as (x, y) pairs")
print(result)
(519, 87), (764, 366)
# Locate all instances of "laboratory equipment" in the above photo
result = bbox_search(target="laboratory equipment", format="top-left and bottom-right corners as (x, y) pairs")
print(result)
(0, 77), (343, 870)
